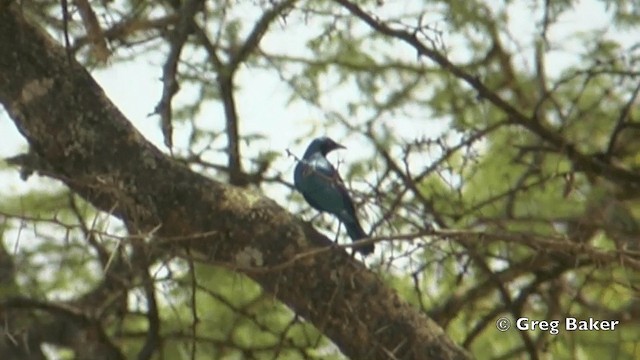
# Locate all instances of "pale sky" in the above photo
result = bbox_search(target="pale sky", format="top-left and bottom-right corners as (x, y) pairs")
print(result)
(0, 0), (632, 202)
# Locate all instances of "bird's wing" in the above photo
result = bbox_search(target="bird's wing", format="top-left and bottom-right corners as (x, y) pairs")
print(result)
(305, 156), (359, 223)
(295, 159), (332, 212)
(332, 172), (358, 221)
(302, 192), (325, 212)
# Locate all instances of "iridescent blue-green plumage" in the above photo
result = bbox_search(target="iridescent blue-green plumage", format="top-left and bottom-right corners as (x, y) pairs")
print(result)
(294, 137), (374, 255)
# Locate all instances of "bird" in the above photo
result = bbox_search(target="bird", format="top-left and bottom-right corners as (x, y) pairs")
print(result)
(294, 137), (374, 255)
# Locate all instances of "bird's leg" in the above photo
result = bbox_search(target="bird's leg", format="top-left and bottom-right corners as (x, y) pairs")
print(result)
(336, 221), (357, 258)
(334, 221), (341, 243)
(334, 221), (353, 255)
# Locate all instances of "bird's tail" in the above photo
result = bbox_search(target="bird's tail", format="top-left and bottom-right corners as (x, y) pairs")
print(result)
(344, 219), (374, 255)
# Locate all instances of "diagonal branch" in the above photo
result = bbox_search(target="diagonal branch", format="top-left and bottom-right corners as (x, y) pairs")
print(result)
(0, 5), (469, 359)
(74, 0), (110, 62)
(333, 0), (640, 186)
(605, 80), (640, 157)
(229, 0), (296, 70)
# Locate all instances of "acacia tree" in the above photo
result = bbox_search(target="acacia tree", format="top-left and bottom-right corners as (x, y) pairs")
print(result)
(1, 0), (639, 359)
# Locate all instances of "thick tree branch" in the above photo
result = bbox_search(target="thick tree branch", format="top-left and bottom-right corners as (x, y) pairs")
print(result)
(0, 5), (469, 359)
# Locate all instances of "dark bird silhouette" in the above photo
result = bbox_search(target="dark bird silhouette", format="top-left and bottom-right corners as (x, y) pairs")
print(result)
(294, 137), (374, 255)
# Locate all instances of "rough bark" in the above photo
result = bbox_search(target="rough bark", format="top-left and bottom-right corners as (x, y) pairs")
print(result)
(0, 4), (470, 359)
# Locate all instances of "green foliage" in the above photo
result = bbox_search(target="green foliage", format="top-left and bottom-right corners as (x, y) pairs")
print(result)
(4, 0), (640, 358)
(133, 265), (334, 359)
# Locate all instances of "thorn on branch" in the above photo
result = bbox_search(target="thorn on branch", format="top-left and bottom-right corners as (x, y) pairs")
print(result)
(153, 0), (203, 150)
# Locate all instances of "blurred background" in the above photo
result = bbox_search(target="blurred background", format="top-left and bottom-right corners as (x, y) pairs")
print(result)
(1, 0), (640, 358)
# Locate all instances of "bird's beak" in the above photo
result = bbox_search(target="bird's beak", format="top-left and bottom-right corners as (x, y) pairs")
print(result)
(334, 143), (346, 150)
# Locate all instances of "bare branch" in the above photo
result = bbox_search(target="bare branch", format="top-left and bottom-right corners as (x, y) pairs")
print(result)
(154, 0), (204, 149)
(0, 5), (470, 359)
(332, 0), (640, 186)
